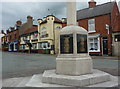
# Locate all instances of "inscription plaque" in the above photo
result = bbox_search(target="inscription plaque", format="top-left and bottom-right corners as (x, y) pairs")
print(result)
(77, 34), (88, 53)
(60, 34), (73, 54)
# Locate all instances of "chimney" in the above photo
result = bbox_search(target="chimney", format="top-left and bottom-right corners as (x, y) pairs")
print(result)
(62, 18), (67, 23)
(43, 17), (47, 21)
(6, 30), (9, 34)
(16, 20), (22, 26)
(1, 30), (5, 35)
(37, 19), (43, 24)
(88, 0), (96, 8)
(27, 15), (33, 28)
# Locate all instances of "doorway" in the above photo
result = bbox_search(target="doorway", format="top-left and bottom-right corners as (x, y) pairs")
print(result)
(102, 37), (108, 55)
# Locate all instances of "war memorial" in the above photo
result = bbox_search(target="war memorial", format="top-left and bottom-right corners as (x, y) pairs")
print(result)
(26, 0), (118, 87)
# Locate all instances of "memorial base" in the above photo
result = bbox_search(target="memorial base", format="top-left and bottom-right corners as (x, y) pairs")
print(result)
(42, 69), (110, 87)
(26, 69), (119, 87)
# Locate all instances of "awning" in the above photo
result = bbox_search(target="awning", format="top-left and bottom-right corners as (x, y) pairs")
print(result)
(88, 34), (100, 38)
(9, 42), (14, 45)
(14, 41), (18, 44)
(8, 40), (18, 45)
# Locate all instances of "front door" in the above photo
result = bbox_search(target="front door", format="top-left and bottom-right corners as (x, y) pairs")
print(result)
(10, 44), (14, 52)
(103, 37), (108, 55)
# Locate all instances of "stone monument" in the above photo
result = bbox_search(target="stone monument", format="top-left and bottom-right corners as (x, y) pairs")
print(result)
(56, 1), (93, 76)
(26, 0), (118, 87)
(41, 0), (110, 86)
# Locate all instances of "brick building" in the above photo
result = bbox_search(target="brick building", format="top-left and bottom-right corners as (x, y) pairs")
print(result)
(7, 20), (22, 52)
(63, 0), (120, 56)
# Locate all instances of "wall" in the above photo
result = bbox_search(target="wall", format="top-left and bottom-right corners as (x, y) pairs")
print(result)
(54, 23), (62, 54)
(112, 33), (120, 56)
(38, 16), (62, 54)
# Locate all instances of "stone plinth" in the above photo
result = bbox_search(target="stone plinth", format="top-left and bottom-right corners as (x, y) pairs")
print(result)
(42, 69), (110, 87)
(56, 55), (93, 75)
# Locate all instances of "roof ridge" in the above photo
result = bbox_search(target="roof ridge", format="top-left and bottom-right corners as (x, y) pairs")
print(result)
(94, 1), (115, 7)
(77, 1), (115, 12)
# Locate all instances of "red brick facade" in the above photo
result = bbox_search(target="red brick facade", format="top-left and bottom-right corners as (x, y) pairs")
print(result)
(8, 29), (19, 42)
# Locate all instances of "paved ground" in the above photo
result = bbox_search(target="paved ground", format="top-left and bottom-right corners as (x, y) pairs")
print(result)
(2, 51), (120, 79)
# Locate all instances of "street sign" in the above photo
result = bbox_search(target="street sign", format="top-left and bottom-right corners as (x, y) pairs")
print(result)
(106, 24), (109, 30)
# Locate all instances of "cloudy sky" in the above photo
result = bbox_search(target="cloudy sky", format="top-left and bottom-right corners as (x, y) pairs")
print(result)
(1, 0), (120, 31)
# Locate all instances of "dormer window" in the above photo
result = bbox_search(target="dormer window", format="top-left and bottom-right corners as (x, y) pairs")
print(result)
(88, 19), (95, 33)
(56, 26), (61, 30)
(42, 27), (46, 30)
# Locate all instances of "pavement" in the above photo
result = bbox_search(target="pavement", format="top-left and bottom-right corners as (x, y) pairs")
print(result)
(2, 76), (32, 87)
(2, 72), (120, 87)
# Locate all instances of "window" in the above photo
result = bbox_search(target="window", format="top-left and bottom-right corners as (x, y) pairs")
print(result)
(42, 43), (48, 49)
(88, 19), (95, 32)
(9, 34), (12, 40)
(40, 31), (48, 38)
(38, 43), (42, 49)
(32, 43), (37, 49)
(21, 44), (25, 49)
(42, 27), (46, 30)
(114, 34), (120, 42)
(29, 36), (31, 39)
(33, 33), (38, 40)
(15, 44), (17, 49)
(14, 33), (16, 39)
(38, 42), (49, 49)
(89, 37), (100, 52)
(56, 26), (61, 30)
(22, 36), (27, 41)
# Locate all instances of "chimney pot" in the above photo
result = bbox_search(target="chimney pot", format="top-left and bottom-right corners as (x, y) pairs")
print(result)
(27, 16), (33, 19)
(88, 0), (96, 8)
(16, 20), (22, 25)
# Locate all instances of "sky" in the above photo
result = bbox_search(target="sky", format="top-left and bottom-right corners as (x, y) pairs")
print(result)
(0, 0), (120, 32)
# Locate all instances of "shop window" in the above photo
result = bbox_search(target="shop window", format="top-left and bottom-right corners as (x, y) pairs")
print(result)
(38, 42), (49, 49)
(38, 43), (42, 49)
(32, 43), (37, 49)
(21, 45), (25, 49)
